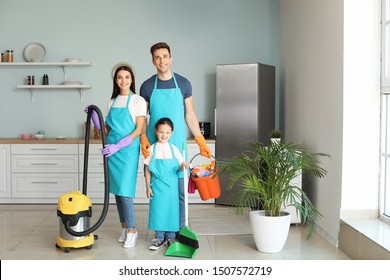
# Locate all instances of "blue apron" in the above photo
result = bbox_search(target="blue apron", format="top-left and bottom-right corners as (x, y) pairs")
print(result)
(146, 74), (187, 177)
(148, 143), (180, 232)
(105, 94), (140, 197)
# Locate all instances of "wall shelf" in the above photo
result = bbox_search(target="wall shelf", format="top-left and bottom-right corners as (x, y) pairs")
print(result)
(16, 85), (91, 102)
(1, 61), (92, 102)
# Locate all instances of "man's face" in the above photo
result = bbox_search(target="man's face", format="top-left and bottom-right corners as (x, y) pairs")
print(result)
(152, 48), (172, 74)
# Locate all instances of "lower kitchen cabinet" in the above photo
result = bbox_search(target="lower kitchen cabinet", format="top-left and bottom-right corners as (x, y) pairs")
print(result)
(0, 144), (11, 198)
(0, 139), (215, 204)
(9, 144), (79, 203)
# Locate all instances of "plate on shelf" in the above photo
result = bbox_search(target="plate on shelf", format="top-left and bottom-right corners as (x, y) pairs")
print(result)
(65, 58), (81, 62)
(56, 136), (66, 140)
(60, 80), (83, 85)
(23, 42), (46, 62)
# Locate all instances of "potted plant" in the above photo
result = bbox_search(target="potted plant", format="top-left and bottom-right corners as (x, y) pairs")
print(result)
(270, 129), (282, 144)
(218, 140), (329, 253)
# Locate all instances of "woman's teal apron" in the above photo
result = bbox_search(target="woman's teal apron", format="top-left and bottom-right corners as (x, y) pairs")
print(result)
(148, 143), (180, 232)
(105, 94), (140, 197)
(146, 74), (187, 176)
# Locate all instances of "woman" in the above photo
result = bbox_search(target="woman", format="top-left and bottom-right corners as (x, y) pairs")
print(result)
(87, 63), (146, 248)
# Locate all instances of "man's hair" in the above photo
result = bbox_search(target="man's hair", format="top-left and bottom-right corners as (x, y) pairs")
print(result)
(150, 42), (171, 57)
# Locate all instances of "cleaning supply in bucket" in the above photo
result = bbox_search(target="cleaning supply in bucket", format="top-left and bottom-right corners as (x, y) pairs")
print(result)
(189, 154), (221, 200)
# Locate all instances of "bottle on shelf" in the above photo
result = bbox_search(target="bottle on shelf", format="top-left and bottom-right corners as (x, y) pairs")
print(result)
(42, 74), (49, 85)
(9, 50), (14, 62)
(5, 50), (10, 62)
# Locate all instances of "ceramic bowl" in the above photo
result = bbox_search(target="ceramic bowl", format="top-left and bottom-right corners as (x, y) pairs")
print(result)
(34, 134), (45, 140)
(20, 133), (32, 140)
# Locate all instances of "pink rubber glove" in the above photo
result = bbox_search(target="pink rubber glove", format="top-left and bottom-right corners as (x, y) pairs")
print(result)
(84, 106), (101, 129)
(101, 135), (133, 157)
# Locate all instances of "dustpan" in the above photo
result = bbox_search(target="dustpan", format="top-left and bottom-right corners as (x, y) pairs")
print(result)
(165, 144), (199, 258)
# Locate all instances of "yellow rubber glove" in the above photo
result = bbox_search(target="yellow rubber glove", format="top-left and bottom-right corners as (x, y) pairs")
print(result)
(140, 134), (150, 158)
(194, 135), (211, 158)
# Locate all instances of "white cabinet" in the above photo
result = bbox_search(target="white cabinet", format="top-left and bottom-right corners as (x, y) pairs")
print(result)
(0, 140), (215, 204)
(10, 144), (78, 202)
(0, 144), (11, 197)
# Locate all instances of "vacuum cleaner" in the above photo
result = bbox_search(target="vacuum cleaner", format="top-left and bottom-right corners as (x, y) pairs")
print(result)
(55, 105), (109, 253)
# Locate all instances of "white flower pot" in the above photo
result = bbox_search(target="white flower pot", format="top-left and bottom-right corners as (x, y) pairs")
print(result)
(249, 210), (291, 253)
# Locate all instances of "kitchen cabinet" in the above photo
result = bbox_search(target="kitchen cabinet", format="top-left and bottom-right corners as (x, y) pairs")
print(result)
(0, 144), (11, 197)
(0, 62), (91, 102)
(10, 144), (79, 202)
(0, 139), (215, 204)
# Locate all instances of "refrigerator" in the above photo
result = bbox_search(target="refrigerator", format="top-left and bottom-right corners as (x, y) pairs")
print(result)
(215, 63), (275, 205)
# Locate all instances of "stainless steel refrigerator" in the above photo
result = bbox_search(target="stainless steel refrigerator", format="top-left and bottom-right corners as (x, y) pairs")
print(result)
(215, 63), (275, 205)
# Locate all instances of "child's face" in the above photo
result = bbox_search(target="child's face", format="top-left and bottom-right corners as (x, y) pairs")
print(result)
(155, 124), (173, 143)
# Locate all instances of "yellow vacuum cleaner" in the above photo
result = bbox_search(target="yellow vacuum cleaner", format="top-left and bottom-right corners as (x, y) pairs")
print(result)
(55, 105), (110, 253)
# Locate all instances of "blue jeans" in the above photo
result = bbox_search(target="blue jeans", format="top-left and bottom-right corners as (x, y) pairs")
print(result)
(155, 231), (176, 241)
(115, 195), (136, 229)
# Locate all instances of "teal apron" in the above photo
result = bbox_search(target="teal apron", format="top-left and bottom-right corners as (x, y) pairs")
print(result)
(105, 94), (140, 197)
(146, 74), (187, 177)
(148, 143), (180, 232)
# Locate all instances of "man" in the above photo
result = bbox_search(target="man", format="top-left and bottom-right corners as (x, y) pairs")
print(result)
(140, 42), (211, 230)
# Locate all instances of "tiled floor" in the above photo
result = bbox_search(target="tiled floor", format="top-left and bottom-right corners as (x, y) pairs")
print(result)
(0, 203), (350, 260)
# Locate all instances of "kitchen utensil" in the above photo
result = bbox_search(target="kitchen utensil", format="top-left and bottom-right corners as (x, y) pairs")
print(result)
(34, 134), (45, 140)
(20, 133), (32, 140)
(23, 42), (46, 62)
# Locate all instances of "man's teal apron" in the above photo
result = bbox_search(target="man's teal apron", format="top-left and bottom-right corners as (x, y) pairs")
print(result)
(148, 143), (180, 232)
(146, 74), (187, 172)
(106, 94), (140, 197)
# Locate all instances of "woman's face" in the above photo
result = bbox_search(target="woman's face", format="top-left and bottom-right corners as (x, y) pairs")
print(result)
(155, 123), (173, 143)
(116, 70), (132, 92)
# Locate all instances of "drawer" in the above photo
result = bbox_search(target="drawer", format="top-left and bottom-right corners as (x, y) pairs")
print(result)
(79, 155), (105, 173)
(78, 173), (114, 200)
(79, 144), (103, 155)
(12, 155), (78, 173)
(11, 173), (78, 198)
(11, 144), (78, 155)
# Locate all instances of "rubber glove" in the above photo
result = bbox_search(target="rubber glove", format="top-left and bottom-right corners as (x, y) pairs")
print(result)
(194, 135), (211, 158)
(101, 135), (133, 157)
(140, 134), (151, 158)
(84, 106), (101, 129)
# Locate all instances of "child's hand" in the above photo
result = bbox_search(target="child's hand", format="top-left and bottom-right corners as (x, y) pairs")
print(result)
(146, 187), (153, 199)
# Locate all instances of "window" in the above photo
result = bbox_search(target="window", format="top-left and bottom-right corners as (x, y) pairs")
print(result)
(380, 0), (390, 222)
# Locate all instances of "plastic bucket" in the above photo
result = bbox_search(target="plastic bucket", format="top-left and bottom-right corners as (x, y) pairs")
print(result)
(190, 153), (221, 201)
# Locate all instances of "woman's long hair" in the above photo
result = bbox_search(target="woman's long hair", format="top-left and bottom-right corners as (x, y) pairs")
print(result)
(111, 65), (136, 99)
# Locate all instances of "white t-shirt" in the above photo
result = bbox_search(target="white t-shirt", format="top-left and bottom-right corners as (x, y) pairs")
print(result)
(107, 94), (146, 123)
(143, 142), (184, 166)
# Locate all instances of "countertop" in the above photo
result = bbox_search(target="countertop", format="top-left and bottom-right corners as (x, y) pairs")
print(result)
(0, 138), (215, 144)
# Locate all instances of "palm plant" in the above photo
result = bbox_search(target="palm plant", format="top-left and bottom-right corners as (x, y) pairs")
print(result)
(218, 141), (329, 239)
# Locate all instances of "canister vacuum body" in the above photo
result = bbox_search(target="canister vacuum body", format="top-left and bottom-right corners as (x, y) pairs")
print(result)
(55, 105), (109, 253)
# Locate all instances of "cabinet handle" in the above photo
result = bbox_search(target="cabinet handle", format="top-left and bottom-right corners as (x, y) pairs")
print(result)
(31, 163), (58, 166)
(31, 181), (58, 184)
(30, 148), (58, 151)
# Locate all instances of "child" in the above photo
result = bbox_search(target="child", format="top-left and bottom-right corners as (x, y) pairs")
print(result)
(144, 117), (189, 250)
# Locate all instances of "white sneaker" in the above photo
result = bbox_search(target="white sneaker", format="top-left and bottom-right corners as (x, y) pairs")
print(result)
(123, 231), (138, 248)
(118, 228), (126, 243)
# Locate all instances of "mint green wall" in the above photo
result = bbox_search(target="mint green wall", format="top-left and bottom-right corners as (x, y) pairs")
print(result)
(0, 0), (280, 138)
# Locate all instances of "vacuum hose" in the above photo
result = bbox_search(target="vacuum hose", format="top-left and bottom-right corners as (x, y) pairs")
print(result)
(64, 105), (110, 237)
